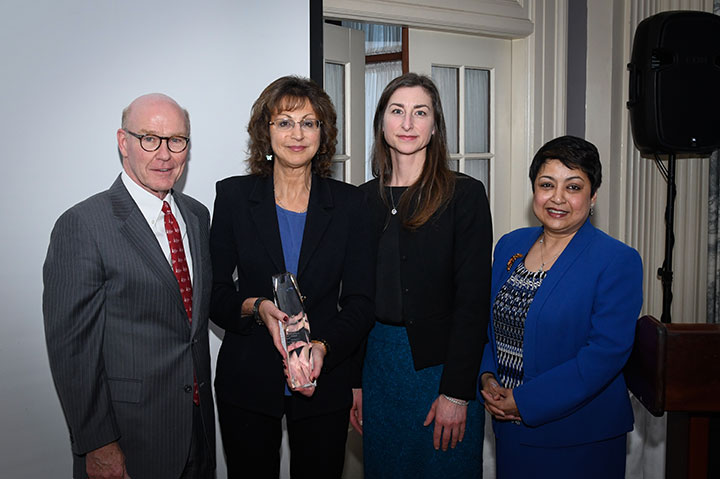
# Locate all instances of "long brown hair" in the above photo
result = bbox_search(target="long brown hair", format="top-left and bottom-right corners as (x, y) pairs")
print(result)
(371, 73), (455, 229)
(246, 76), (337, 177)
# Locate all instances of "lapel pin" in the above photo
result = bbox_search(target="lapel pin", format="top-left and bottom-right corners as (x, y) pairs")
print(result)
(507, 253), (523, 271)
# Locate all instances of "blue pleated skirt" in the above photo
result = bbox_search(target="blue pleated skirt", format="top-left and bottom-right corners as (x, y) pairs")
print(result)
(362, 322), (484, 478)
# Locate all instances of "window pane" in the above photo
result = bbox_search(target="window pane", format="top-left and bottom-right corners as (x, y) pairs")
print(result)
(341, 22), (402, 55)
(325, 62), (345, 155)
(465, 158), (489, 190)
(330, 161), (345, 181)
(366, 61), (402, 180)
(431, 66), (459, 154)
(465, 69), (490, 154)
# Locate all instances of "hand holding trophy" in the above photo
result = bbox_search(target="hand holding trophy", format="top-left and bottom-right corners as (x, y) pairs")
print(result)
(272, 272), (317, 391)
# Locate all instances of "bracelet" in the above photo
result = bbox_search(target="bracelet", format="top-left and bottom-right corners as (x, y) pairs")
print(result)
(442, 394), (469, 407)
(253, 297), (269, 325)
(311, 339), (330, 356)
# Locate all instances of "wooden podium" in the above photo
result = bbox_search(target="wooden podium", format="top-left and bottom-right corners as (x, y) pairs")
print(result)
(625, 315), (720, 478)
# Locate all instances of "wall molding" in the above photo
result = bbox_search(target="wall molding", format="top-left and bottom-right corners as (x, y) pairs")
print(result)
(504, 0), (568, 230)
(324, 0), (533, 38)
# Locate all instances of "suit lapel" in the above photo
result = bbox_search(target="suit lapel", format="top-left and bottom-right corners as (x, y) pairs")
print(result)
(109, 176), (186, 318)
(519, 221), (595, 376)
(527, 220), (596, 316)
(249, 175), (286, 273)
(493, 228), (541, 300)
(176, 193), (201, 333)
(298, 174), (332, 278)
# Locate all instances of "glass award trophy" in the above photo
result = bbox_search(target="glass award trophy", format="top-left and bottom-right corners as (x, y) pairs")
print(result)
(272, 272), (316, 389)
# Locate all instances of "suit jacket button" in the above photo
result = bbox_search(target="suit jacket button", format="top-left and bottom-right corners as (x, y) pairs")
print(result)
(184, 385), (192, 393)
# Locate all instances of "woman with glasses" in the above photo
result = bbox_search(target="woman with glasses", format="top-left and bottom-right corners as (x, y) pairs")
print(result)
(209, 76), (375, 477)
(354, 73), (492, 478)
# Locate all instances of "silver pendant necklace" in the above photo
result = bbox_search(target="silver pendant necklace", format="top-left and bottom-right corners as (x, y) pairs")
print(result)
(538, 234), (562, 273)
(389, 187), (398, 215)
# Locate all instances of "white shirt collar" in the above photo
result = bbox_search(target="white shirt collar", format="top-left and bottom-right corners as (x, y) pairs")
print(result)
(120, 171), (186, 233)
(122, 170), (171, 215)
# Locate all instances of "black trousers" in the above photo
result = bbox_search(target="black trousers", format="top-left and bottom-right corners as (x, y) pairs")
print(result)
(217, 396), (350, 479)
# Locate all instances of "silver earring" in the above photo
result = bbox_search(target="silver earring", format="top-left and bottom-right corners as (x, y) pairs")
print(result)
(266, 154), (273, 161)
(590, 205), (595, 216)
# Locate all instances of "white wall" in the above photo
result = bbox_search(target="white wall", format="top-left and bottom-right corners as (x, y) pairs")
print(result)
(0, 1), (309, 476)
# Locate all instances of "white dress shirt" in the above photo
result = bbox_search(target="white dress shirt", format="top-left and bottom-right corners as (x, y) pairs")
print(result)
(121, 172), (194, 284)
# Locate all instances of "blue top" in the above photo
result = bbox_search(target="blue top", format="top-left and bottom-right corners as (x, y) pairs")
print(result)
(276, 204), (307, 276)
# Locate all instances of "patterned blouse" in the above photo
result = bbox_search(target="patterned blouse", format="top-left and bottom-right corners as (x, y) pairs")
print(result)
(492, 260), (546, 389)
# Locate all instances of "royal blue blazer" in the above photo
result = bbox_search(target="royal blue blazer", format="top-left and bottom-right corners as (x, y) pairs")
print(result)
(480, 220), (643, 447)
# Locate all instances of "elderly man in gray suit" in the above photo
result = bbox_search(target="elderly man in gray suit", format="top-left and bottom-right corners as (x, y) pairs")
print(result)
(43, 93), (215, 479)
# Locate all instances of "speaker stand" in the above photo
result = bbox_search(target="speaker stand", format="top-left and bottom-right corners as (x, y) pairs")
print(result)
(658, 153), (677, 323)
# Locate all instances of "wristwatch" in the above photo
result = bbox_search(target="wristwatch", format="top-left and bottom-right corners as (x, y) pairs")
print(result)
(253, 297), (269, 325)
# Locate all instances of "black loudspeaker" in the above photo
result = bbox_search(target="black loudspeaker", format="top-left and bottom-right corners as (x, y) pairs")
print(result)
(627, 10), (720, 155)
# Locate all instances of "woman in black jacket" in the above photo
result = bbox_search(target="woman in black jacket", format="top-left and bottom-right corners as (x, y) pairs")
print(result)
(354, 73), (492, 478)
(210, 76), (375, 478)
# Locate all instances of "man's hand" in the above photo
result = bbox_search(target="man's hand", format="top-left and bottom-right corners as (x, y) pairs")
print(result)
(86, 442), (131, 479)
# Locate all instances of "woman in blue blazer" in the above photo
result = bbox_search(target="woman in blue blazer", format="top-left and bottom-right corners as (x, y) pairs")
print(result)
(479, 136), (643, 478)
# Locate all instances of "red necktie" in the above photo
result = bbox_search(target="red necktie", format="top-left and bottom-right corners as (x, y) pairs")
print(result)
(162, 201), (199, 405)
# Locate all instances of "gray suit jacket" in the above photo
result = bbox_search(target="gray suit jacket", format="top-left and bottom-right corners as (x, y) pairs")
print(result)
(43, 176), (215, 478)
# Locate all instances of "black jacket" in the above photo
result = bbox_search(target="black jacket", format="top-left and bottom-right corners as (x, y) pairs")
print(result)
(210, 173), (376, 419)
(360, 173), (492, 399)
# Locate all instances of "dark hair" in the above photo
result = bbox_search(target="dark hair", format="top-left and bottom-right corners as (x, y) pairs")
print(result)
(371, 73), (455, 230)
(247, 76), (337, 177)
(529, 135), (602, 195)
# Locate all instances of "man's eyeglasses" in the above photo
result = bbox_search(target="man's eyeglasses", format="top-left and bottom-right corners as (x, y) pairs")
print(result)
(124, 130), (190, 153)
(269, 118), (322, 132)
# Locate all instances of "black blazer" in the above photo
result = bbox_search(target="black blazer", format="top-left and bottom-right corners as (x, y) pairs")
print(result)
(360, 173), (492, 399)
(210, 174), (375, 419)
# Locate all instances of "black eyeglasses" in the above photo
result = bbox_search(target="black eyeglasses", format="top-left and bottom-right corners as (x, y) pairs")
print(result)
(124, 130), (190, 153)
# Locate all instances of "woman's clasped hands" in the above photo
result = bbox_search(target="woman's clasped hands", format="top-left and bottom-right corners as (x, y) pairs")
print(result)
(479, 373), (522, 422)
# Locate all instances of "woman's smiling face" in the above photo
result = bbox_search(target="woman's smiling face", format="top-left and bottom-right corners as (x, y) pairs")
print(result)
(532, 159), (597, 237)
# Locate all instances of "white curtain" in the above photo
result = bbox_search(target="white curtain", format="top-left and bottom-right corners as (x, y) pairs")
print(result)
(626, 396), (667, 478)
(341, 21), (402, 54)
(465, 68), (489, 154)
(432, 66), (491, 187)
(464, 68), (490, 187)
(430, 66), (459, 154)
(365, 61), (402, 180)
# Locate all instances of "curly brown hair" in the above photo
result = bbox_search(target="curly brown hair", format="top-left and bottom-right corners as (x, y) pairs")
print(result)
(247, 76), (337, 177)
(371, 73), (455, 230)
